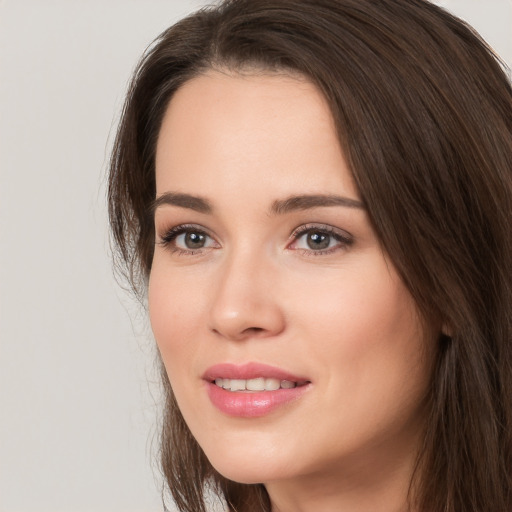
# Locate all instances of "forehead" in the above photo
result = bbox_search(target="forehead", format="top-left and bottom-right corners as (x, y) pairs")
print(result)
(155, 70), (358, 201)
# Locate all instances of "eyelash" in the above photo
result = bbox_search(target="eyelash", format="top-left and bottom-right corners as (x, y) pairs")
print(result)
(289, 223), (354, 256)
(157, 224), (214, 256)
(157, 223), (353, 256)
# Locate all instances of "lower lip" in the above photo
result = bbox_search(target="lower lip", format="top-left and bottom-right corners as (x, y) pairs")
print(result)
(206, 382), (310, 418)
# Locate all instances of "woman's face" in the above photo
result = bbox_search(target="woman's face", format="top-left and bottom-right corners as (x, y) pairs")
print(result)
(149, 71), (433, 491)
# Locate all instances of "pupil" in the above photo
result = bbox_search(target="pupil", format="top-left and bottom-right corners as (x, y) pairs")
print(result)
(307, 232), (330, 250)
(185, 232), (205, 249)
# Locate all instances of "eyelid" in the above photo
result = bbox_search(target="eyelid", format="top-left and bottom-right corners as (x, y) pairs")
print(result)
(288, 223), (354, 253)
(156, 222), (353, 256)
(157, 223), (219, 253)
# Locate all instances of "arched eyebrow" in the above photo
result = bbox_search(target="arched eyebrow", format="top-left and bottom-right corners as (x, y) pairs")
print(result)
(270, 194), (364, 214)
(151, 192), (212, 214)
(151, 192), (364, 216)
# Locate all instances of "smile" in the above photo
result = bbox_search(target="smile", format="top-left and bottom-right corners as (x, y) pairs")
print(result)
(214, 377), (301, 391)
(204, 363), (311, 417)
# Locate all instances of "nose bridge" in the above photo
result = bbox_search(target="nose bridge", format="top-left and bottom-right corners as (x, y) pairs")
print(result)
(208, 243), (284, 340)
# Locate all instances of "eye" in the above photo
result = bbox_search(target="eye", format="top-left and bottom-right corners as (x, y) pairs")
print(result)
(158, 224), (219, 254)
(289, 224), (353, 255)
(176, 231), (209, 249)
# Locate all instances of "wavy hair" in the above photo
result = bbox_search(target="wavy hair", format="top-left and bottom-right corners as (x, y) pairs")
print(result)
(108, 1), (512, 510)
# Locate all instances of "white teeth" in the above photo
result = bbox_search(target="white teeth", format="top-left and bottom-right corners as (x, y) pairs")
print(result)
(246, 377), (265, 391)
(214, 377), (298, 391)
(230, 379), (246, 391)
(265, 378), (280, 391)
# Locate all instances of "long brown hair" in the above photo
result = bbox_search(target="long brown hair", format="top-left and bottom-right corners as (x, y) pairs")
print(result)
(108, 1), (512, 510)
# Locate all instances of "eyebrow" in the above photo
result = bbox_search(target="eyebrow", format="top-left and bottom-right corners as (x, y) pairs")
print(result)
(151, 192), (365, 216)
(270, 194), (365, 214)
(151, 192), (212, 214)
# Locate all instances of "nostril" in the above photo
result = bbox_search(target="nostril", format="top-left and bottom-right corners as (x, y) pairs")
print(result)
(244, 327), (265, 335)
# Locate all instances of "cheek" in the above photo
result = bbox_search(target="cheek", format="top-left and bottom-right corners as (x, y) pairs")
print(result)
(147, 262), (203, 367)
(294, 259), (418, 350)
(291, 258), (427, 402)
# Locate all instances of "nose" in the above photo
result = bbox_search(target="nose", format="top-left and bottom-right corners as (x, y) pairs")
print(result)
(208, 251), (286, 341)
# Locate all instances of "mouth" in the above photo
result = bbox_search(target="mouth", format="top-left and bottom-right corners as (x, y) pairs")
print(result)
(203, 363), (311, 417)
(213, 377), (309, 392)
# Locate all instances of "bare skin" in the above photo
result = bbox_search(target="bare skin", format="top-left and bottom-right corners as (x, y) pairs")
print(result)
(150, 70), (432, 512)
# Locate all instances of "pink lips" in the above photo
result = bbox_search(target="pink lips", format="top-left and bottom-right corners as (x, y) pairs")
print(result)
(203, 362), (311, 418)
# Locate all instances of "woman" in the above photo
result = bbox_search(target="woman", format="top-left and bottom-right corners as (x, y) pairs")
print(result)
(108, 0), (512, 511)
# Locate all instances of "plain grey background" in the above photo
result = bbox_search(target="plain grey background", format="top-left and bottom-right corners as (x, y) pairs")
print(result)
(0, 1), (510, 511)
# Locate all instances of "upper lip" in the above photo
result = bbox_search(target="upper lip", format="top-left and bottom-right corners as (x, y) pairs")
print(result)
(203, 362), (309, 383)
